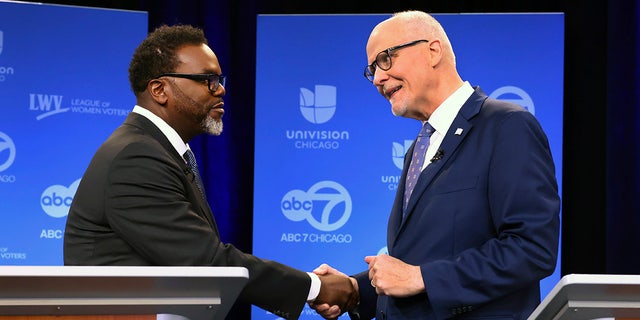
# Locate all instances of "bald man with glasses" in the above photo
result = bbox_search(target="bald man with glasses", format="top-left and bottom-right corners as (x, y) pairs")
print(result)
(311, 10), (560, 320)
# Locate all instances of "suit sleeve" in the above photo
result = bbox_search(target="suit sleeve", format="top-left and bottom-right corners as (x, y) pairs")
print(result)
(348, 271), (378, 320)
(422, 108), (560, 319)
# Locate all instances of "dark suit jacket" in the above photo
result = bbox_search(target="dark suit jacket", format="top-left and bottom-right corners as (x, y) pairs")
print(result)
(64, 112), (309, 319)
(353, 87), (560, 320)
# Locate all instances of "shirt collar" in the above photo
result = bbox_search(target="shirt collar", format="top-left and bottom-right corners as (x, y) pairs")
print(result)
(132, 105), (190, 159)
(427, 81), (473, 133)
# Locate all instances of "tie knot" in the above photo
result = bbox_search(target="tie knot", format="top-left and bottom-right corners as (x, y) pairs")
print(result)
(419, 122), (435, 138)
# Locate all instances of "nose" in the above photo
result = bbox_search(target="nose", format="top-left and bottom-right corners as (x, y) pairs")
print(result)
(213, 83), (226, 96)
(373, 68), (388, 86)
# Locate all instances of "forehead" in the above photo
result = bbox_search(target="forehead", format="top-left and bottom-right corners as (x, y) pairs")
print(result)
(174, 43), (221, 73)
(366, 18), (412, 56)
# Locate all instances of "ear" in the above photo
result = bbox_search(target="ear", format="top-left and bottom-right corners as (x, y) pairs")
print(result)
(147, 78), (169, 105)
(428, 38), (443, 67)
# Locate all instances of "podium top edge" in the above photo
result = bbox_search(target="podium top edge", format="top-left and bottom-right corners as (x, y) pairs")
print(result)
(0, 266), (249, 278)
(561, 273), (640, 285)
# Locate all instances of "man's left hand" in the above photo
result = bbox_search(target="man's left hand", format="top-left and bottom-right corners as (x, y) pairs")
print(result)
(365, 254), (425, 297)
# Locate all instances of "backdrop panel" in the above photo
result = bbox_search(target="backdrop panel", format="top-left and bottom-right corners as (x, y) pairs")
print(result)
(254, 13), (564, 319)
(0, 2), (147, 265)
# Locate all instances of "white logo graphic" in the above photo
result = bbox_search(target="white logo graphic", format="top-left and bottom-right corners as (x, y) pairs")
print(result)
(489, 86), (535, 115)
(29, 93), (127, 120)
(0, 31), (3, 55)
(29, 93), (70, 120)
(41, 179), (80, 218)
(281, 180), (352, 231)
(299, 85), (337, 124)
(392, 139), (413, 170)
(0, 247), (27, 260)
(0, 132), (16, 172)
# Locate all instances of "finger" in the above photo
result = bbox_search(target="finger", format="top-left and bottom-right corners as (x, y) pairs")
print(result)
(365, 256), (377, 273)
(311, 302), (331, 313)
(325, 305), (341, 319)
(314, 305), (340, 319)
(364, 255), (376, 264)
(313, 263), (329, 274)
(316, 264), (347, 277)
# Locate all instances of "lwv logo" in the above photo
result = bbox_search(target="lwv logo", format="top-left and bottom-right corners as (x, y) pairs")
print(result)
(29, 94), (69, 120)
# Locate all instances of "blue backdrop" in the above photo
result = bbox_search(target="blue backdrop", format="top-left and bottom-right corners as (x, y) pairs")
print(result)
(0, 2), (147, 265)
(253, 13), (564, 319)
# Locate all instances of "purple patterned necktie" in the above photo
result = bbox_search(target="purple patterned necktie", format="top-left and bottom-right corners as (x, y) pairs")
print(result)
(404, 122), (434, 213)
(184, 149), (207, 200)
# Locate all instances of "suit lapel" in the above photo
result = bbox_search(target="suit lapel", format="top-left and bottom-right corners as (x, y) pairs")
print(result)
(125, 113), (219, 232)
(393, 88), (488, 240)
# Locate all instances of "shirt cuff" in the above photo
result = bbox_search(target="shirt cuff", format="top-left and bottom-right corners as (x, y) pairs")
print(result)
(307, 272), (321, 301)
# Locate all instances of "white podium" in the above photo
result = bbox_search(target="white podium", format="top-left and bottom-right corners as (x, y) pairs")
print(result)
(528, 274), (640, 320)
(0, 266), (249, 320)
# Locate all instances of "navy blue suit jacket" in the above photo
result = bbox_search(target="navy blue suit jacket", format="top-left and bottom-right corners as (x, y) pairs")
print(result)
(353, 87), (560, 320)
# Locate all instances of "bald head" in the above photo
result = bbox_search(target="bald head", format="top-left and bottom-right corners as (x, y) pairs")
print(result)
(364, 10), (463, 120)
(368, 11), (456, 67)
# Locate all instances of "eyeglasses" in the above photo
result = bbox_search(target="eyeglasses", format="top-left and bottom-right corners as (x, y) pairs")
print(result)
(158, 73), (226, 92)
(364, 39), (429, 82)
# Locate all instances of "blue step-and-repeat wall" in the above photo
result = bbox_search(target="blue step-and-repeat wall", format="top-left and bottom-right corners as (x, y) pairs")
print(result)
(0, 2), (147, 265)
(0, 4), (563, 319)
(253, 13), (564, 319)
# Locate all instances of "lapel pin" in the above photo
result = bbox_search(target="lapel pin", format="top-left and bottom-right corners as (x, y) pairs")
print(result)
(455, 128), (463, 135)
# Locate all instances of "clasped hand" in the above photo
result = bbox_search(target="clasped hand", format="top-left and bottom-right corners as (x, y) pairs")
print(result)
(309, 264), (359, 319)
(309, 255), (425, 319)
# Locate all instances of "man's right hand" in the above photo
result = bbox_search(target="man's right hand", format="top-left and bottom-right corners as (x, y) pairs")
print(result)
(310, 264), (360, 319)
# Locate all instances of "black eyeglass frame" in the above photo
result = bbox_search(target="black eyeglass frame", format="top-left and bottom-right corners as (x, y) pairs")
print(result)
(158, 73), (226, 92)
(364, 39), (429, 82)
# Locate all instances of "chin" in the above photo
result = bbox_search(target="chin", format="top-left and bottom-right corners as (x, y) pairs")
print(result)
(391, 105), (408, 117)
(204, 118), (223, 136)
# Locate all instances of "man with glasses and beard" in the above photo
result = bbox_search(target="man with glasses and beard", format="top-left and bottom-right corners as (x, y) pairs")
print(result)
(311, 10), (560, 320)
(64, 24), (358, 319)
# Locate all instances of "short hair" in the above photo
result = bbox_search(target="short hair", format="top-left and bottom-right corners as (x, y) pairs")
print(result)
(128, 25), (208, 94)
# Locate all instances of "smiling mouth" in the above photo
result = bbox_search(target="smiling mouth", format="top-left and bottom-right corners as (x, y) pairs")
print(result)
(386, 86), (401, 99)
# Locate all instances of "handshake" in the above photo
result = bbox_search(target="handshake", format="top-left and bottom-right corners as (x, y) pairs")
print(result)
(310, 264), (359, 319)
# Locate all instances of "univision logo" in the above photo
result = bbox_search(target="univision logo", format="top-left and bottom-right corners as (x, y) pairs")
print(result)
(392, 139), (414, 170)
(299, 85), (337, 124)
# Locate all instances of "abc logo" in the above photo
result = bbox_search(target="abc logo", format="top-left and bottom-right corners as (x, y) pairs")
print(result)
(281, 180), (351, 232)
(281, 189), (313, 217)
(41, 179), (80, 218)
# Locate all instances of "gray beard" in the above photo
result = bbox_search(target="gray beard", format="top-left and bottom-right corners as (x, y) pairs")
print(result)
(203, 117), (223, 136)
